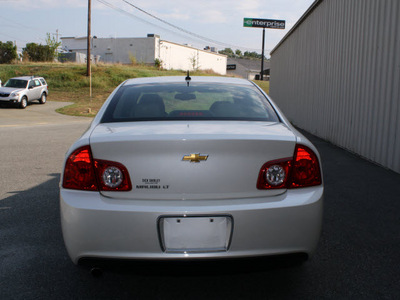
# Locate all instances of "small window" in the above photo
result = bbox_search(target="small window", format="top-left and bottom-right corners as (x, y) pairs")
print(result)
(34, 79), (41, 87)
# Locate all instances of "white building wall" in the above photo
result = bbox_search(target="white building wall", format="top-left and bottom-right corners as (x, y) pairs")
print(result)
(61, 37), (87, 53)
(159, 41), (227, 75)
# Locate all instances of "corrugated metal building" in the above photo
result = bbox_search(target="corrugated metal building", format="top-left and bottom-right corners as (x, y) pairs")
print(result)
(270, 0), (400, 173)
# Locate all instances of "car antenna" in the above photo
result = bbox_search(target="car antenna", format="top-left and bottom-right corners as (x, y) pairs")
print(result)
(185, 70), (191, 87)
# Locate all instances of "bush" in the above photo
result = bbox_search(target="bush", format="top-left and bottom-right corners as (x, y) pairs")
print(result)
(23, 43), (54, 62)
(154, 58), (163, 70)
(0, 41), (18, 64)
(129, 53), (137, 65)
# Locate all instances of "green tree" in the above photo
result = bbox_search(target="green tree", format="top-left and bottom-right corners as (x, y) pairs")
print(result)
(235, 49), (243, 58)
(189, 54), (200, 71)
(243, 51), (269, 60)
(45, 33), (61, 59)
(218, 48), (235, 58)
(22, 33), (61, 62)
(23, 43), (54, 62)
(0, 41), (18, 64)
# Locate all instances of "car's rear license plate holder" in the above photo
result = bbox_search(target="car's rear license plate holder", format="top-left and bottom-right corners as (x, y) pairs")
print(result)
(159, 216), (233, 253)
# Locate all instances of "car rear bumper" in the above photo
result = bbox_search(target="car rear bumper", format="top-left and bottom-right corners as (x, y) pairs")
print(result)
(60, 187), (323, 264)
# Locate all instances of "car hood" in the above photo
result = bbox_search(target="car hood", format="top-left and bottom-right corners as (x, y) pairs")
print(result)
(0, 87), (24, 93)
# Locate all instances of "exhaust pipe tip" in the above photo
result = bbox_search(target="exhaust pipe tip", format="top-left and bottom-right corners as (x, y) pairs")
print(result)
(90, 267), (103, 278)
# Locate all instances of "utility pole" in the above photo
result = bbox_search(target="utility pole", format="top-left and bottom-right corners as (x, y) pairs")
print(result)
(87, 0), (91, 77)
(87, 0), (92, 98)
(261, 28), (265, 81)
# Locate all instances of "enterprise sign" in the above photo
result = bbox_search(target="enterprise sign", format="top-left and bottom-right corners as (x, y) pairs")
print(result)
(244, 18), (285, 29)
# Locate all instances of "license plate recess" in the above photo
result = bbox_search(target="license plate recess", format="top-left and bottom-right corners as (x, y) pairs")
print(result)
(159, 216), (233, 253)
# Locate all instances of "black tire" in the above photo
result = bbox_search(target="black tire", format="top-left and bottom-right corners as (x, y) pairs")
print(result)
(39, 93), (47, 104)
(20, 96), (28, 109)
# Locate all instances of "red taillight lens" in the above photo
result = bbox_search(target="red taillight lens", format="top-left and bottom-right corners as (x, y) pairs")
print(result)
(62, 145), (132, 191)
(257, 144), (322, 190)
(291, 145), (322, 188)
(62, 146), (98, 191)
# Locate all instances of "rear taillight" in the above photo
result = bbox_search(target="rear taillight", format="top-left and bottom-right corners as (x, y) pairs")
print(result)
(257, 158), (292, 189)
(257, 144), (322, 190)
(62, 145), (132, 191)
(63, 146), (97, 191)
(291, 144), (322, 188)
(94, 159), (132, 191)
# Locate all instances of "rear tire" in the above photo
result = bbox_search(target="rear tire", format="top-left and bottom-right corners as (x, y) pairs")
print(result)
(39, 93), (46, 104)
(20, 96), (28, 109)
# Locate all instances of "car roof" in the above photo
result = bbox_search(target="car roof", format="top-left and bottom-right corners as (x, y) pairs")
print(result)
(123, 76), (254, 86)
(10, 76), (44, 80)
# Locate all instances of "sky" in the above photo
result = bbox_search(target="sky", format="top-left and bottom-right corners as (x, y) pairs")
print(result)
(0, 0), (315, 57)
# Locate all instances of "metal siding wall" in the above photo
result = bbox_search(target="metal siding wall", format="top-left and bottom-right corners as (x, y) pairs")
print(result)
(270, 0), (400, 173)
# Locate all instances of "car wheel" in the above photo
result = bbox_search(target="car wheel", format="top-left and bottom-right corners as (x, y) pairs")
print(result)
(20, 96), (28, 109)
(39, 93), (47, 104)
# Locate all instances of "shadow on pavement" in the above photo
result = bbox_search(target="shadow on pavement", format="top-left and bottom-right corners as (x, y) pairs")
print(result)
(0, 174), (307, 300)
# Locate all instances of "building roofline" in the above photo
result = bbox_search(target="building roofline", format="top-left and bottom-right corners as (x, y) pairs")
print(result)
(61, 36), (154, 40)
(270, 0), (323, 55)
(61, 36), (87, 40)
(160, 40), (227, 58)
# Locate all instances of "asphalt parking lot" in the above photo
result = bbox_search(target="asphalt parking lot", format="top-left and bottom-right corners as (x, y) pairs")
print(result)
(1, 102), (399, 299)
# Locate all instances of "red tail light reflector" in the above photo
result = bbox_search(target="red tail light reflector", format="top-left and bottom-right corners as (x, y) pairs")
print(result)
(62, 145), (132, 191)
(62, 146), (98, 191)
(291, 145), (322, 188)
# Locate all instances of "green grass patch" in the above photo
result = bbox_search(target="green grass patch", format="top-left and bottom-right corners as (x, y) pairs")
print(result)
(253, 80), (269, 95)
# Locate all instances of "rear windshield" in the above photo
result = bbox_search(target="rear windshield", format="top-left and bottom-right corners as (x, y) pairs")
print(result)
(101, 82), (279, 123)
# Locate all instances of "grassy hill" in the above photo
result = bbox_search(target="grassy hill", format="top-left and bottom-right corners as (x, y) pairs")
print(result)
(0, 63), (269, 117)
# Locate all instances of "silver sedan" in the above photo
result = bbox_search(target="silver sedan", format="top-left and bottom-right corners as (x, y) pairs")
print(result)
(60, 76), (323, 265)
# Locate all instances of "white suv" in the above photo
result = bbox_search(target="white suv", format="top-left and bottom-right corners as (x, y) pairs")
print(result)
(0, 76), (48, 109)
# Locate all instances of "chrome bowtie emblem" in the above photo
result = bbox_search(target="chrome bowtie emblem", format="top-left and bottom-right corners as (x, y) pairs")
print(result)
(182, 153), (209, 163)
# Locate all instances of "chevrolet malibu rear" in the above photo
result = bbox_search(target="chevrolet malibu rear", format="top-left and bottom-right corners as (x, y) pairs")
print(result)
(60, 76), (323, 265)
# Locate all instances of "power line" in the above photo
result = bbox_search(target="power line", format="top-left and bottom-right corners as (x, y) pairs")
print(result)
(0, 31), (29, 45)
(97, 0), (261, 52)
(121, 0), (260, 51)
(0, 15), (43, 33)
(97, 0), (171, 32)
(0, 15), (46, 44)
(97, 0), (225, 48)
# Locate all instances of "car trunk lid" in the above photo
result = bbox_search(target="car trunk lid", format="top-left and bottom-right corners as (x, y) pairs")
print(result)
(89, 121), (297, 200)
